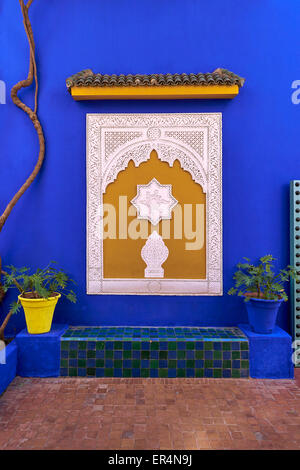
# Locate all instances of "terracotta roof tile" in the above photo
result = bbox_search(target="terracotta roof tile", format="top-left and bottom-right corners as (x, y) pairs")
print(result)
(66, 68), (245, 91)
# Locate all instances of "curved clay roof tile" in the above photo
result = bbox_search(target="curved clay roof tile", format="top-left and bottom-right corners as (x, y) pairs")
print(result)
(66, 68), (245, 91)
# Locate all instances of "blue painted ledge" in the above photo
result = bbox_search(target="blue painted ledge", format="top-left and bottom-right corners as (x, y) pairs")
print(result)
(16, 324), (68, 377)
(0, 340), (17, 395)
(239, 323), (294, 379)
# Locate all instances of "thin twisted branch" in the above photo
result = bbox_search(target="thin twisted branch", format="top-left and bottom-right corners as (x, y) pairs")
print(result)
(0, 0), (44, 232)
(0, 0), (44, 339)
(0, 307), (17, 342)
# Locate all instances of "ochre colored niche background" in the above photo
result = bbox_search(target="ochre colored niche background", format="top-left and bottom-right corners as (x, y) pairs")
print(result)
(103, 150), (206, 279)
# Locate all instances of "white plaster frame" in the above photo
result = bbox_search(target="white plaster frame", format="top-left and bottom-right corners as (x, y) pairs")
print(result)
(86, 113), (222, 295)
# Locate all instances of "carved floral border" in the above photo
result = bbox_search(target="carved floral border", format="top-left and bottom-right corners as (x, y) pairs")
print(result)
(86, 113), (222, 295)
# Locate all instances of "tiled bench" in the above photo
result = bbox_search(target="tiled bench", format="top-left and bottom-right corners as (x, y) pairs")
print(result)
(60, 327), (249, 378)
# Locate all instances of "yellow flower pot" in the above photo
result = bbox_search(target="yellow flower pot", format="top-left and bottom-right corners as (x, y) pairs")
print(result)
(18, 293), (61, 334)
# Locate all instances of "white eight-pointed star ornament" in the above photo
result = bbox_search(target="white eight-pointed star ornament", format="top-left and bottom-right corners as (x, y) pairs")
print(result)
(131, 178), (178, 226)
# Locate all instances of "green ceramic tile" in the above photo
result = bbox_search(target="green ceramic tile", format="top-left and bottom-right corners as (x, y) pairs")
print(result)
(177, 351), (186, 359)
(114, 341), (123, 349)
(186, 360), (195, 368)
(78, 359), (87, 367)
(104, 368), (113, 377)
(150, 360), (158, 368)
(223, 360), (231, 369)
(96, 359), (104, 367)
(213, 369), (222, 378)
(159, 369), (168, 378)
(123, 350), (131, 359)
(213, 351), (222, 360)
(69, 368), (77, 377)
(232, 351), (240, 359)
(241, 342), (248, 350)
(150, 342), (159, 350)
(177, 369), (186, 377)
(132, 342), (141, 350)
(114, 360), (122, 368)
(232, 369), (240, 378)
(168, 342), (176, 350)
(132, 360), (140, 368)
(159, 351), (168, 359)
(60, 359), (68, 368)
(123, 369), (132, 377)
(241, 360), (249, 368)
(96, 341), (105, 350)
(204, 342), (213, 350)
(61, 341), (69, 350)
(141, 369), (149, 377)
(78, 341), (87, 350)
(141, 351), (150, 359)
(222, 342), (231, 350)
(87, 368), (96, 376)
(205, 360), (213, 368)
(87, 350), (96, 359)
(168, 360), (176, 368)
(195, 369), (204, 377)
(186, 342), (195, 350)
(195, 350), (204, 359)
(69, 350), (77, 358)
(105, 350), (113, 359)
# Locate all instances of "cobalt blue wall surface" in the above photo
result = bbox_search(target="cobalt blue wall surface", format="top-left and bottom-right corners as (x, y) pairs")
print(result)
(239, 324), (294, 379)
(0, 0), (300, 333)
(0, 341), (17, 395)
(16, 324), (67, 377)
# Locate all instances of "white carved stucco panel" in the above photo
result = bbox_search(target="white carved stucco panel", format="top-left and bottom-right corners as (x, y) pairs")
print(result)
(86, 113), (222, 295)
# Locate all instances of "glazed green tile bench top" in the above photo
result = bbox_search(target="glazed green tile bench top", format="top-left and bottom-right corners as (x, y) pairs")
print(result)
(62, 326), (247, 341)
(60, 327), (249, 379)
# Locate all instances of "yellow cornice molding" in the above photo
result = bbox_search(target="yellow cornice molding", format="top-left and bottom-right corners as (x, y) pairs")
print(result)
(70, 84), (240, 101)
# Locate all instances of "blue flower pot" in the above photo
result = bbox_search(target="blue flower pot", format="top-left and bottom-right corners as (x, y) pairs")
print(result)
(244, 297), (284, 334)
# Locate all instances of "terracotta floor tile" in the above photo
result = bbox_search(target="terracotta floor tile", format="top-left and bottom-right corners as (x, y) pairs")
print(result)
(134, 439), (147, 449)
(0, 375), (300, 449)
(195, 439), (211, 449)
(121, 438), (135, 449)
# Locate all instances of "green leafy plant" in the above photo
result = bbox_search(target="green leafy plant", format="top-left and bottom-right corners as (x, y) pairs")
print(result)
(2, 262), (77, 315)
(228, 255), (298, 301)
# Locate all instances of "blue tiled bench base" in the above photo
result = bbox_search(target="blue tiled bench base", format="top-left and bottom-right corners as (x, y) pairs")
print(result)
(60, 327), (249, 378)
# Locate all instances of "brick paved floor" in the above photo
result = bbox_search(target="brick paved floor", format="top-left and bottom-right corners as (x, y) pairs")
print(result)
(0, 372), (300, 450)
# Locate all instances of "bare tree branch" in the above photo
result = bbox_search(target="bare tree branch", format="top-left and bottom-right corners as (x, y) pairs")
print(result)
(0, 0), (45, 339)
(0, 0), (44, 232)
(0, 308), (16, 342)
(26, 0), (35, 9)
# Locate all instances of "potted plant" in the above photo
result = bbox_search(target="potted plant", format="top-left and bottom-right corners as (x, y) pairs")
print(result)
(228, 255), (298, 334)
(2, 262), (76, 334)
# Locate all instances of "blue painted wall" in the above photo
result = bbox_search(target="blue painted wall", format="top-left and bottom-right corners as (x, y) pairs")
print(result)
(0, 0), (299, 334)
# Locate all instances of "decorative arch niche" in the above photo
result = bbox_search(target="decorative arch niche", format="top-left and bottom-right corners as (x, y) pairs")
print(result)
(87, 113), (222, 295)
